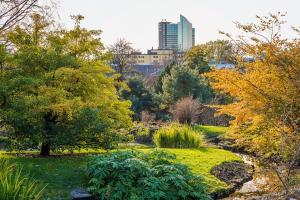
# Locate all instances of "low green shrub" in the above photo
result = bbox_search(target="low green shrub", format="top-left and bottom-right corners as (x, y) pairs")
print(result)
(0, 159), (45, 200)
(0, 136), (11, 149)
(130, 122), (152, 144)
(87, 150), (210, 200)
(154, 124), (204, 148)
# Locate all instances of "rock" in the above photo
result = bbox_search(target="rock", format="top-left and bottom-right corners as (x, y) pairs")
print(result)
(70, 188), (93, 200)
(241, 187), (300, 200)
(211, 161), (254, 189)
(209, 136), (248, 154)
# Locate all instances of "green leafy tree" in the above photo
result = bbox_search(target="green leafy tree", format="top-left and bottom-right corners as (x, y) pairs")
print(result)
(162, 65), (212, 105)
(152, 61), (175, 94)
(0, 14), (132, 156)
(204, 40), (237, 64)
(121, 77), (157, 120)
(184, 44), (211, 73)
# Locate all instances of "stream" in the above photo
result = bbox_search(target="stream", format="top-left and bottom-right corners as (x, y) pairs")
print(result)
(222, 154), (283, 200)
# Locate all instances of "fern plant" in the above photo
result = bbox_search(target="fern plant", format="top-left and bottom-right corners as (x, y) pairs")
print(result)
(87, 150), (210, 200)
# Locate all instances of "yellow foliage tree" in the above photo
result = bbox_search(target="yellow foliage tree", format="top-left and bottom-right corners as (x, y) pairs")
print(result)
(206, 13), (300, 160)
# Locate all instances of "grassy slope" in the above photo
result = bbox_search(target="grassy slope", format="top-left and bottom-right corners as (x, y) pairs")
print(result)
(0, 153), (90, 199)
(0, 126), (237, 199)
(1, 148), (239, 199)
(158, 148), (240, 192)
(194, 125), (228, 138)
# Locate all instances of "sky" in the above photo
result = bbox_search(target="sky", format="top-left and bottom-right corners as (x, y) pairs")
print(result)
(57, 0), (300, 52)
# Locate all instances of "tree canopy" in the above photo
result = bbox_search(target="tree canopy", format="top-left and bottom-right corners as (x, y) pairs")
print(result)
(0, 14), (132, 155)
(162, 65), (212, 105)
(206, 13), (300, 160)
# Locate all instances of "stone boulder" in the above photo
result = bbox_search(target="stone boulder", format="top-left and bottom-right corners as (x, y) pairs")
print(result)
(70, 188), (93, 200)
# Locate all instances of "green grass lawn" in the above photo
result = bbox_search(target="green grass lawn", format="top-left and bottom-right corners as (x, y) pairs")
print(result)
(0, 146), (240, 199)
(156, 148), (240, 192)
(194, 125), (228, 138)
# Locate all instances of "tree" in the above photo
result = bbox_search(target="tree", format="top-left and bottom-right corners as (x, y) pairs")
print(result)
(206, 12), (300, 196)
(109, 38), (134, 81)
(121, 77), (157, 120)
(204, 40), (237, 64)
(0, 0), (55, 34)
(184, 44), (210, 74)
(162, 65), (212, 106)
(0, 14), (132, 156)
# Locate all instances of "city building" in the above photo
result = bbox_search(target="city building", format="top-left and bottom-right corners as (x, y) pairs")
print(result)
(130, 49), (184, 66)
(129, 49), (184, 76)
(178, 15), (194, 51)
(158, 15), (195, 52)
(158, 20), (178, 50)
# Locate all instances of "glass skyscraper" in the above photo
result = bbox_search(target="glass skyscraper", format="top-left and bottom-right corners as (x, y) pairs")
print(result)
(158, 20), (178, 50)
(158, 15), (195, 52)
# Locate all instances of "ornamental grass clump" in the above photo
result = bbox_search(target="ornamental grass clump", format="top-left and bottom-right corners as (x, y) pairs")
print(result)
(0, 159), (45, 200)
(154, 124), (204, 148)
(87, 150), (210, 200)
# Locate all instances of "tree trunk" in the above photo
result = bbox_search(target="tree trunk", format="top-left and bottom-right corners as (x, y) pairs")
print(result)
(40, 143), (50, 156)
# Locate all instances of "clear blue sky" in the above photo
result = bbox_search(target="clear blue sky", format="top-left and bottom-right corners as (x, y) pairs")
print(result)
(58, 0), (300, 52)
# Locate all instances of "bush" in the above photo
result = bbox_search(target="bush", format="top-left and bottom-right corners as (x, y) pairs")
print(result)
(154, 124), (205, 148)
(140, 111), (156, 124)
(170, 96), (200, 125)
(0, 159), (45, 200)
(87, 150), (210, 200)
(0, 136), (11, 149)
(130, 122), (151, 144)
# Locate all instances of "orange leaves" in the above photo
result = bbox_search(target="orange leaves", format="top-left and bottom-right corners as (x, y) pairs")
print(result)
(205, 13), (300, 157)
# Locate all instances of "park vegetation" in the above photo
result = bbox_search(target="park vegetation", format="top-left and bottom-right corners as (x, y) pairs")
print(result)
(0, 159), (45, 200)
(0, 0), (299, 198)
(154, 124), (204, 148)
(206, 12), (300, 194)
(0, 14), (132, 156)
(87, 150), (210, 200)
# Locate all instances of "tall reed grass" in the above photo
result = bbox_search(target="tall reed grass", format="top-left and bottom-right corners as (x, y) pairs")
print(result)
(0, 159), (45, 200)
(154, 124), (204, 148)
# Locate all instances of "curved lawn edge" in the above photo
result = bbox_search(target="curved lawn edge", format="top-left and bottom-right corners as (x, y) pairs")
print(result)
(0, 147), (240, 198)
(147, 148), (241, 193)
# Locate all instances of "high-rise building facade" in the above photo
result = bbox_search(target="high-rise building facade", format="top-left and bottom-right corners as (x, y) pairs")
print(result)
(158, 15), (195, 52)
(158, 20), (178, 50)
(192, 28), (195, 47)
(178, 15), (194, 51)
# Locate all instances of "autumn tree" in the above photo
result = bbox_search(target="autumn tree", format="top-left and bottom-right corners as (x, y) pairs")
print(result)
(206, 13), (300, 195)
(0, 14), (132, 156)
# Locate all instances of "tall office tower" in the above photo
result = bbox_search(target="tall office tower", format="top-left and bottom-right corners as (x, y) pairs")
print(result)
(158, 15), (195, 51)
(192, 28), (195, 47)
(158, 20), (178, 50)
(178, 15), (194, 52)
